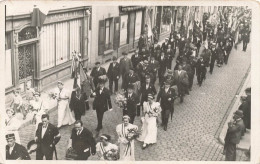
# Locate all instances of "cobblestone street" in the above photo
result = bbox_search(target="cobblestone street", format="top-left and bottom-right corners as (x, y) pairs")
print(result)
(18, 43), (251, 161)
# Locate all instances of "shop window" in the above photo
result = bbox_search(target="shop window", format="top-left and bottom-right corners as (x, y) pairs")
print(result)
(5, 33), (13, 88)
(105, 18), (113, 51)
(18, 27), (37, 42)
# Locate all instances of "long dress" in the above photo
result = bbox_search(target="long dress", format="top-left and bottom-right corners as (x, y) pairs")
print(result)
(116, 123), (138, 161)
(96, 142), (118, 160)
(55, 88), (75, 128)
(137, 101), (161, 144)
(5, 116), (21, 144)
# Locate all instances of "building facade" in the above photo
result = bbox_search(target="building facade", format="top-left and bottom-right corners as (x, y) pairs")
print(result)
(5, 6), (91, 104)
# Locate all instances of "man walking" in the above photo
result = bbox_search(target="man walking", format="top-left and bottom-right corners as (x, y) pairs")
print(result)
(124, 84), (139, 124)
(209, 43), (218, 74)
(35, 114), (61, 160)
(120, 52), (133, 85)
(6, 133), (31, 160)
(67, 120), (96, 160)
(107, 56), (120, 94)
(173, 65), (189, 103)
(92, 80), (112, 131)
(90, 62), (107, 88)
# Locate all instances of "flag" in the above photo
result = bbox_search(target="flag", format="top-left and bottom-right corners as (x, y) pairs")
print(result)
(31, 8), (47, 28)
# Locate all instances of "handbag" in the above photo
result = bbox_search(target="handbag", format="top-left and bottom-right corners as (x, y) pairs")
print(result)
(65, 147), (78, 160)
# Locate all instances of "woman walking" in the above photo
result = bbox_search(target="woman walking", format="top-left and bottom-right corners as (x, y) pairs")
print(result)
(96, 134), (118, 160)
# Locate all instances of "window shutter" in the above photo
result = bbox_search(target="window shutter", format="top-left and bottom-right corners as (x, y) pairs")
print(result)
(98, 20), (105, 55)
(113, 17), (120, 50)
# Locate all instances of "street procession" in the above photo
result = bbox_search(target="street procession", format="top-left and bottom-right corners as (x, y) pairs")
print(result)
(4, 4), (252, 161)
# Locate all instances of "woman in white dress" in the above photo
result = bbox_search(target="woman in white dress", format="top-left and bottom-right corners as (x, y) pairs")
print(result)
(5, 108), (21, 144)
(96, 134), (118, 160)
(28, 92), (48, 132)
(55, 81), (75, 128)
(137, 94), (161, 149)
(116, 115), (138, 161)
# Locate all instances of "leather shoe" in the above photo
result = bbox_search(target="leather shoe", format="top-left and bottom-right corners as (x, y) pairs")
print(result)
(164, 126), (167, 131)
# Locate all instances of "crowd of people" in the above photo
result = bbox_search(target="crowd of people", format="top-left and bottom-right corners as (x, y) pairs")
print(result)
(6, 6), (251, 161)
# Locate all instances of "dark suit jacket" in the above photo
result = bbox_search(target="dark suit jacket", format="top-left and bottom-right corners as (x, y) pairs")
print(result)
(35, 123), (60, 155)
(225, 119), (245, 144)
(131, 54), (142, 70)
(6, 143), (31, 160)
(125, 92), (139, 117)
(70, 91), (85, 115)
(140, 83), (157, 104)
(161, 42), (169, 52)
(196, 59), (207, 75)
(156, 87), (177, 110)
(107, 62), (120, 80)
(173, 70), (189, 87)
(119, 58), (132, 77)
(71, 127), (96, 157)
(90, 67), (106, 81)
(122, 72), (140, 91)
(149, 60), (160, 74)
(93, 87), (112, 112)
(158, 55), (167, 72)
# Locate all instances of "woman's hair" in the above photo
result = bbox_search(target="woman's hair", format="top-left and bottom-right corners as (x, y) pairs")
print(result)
(100, 134), (111, 142)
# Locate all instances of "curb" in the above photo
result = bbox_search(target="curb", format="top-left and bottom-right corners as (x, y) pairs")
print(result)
(218, 64), (251, 151)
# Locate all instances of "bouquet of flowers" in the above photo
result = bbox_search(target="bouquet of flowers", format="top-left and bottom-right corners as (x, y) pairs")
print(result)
(48, 92), (57, 100)
(103, 148), (119, 161)
(147, 103), (162, 117)
(126, 128), (141, 141)
(98, 75), (108, 83)
(114, 90), (127, 108)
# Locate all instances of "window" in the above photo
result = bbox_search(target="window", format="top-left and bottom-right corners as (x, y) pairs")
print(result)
(5, 33), (13, 88)
(105, 18), (113, 51)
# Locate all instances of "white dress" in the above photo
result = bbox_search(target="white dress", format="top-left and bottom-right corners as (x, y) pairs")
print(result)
(137, 101), (161, 144)
(5, 116), (21, 144)
(96, 142), (118, 160)
(55, 88), (75, 128)
(116, 123), (138, 161)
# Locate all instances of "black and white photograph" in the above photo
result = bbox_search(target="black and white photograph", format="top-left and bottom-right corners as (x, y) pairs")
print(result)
(2, 0), (260, 162)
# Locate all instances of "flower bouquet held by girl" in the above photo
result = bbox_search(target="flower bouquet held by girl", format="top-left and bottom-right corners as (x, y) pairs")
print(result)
(114, 90), (127, 108)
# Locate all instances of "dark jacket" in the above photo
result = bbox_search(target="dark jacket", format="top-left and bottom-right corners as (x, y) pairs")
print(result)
(70, 91), (85, 115)
(35, 123), (60, 155)
(225, 119), (245, 144)
(119, 58), (133, 77)
(122, 72), (140, 91)
(156, 87), (177, 110)
(131, 54), (142, 70)
(107, 62), (120, 80)
(6, 143), (31, 160)
(125, 92), (139, 117)
(93, 87), (112, 112)
(149, 60), (160, 74)
(71, 127), (96, 157)
(140, 83), (157, 104)
(196, 58), (207, 75)
(90, 67), (106, 81)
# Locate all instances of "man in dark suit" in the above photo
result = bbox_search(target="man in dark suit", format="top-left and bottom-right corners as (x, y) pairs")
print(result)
(158, 51), (168, 85)
(120, 52), (133, 79)
(131, 50), (142, 71)
(124, 84), (139, 124)
(92, 81), (112, 131)
(139, 47), (149, 61)
(81, 67), (95, 110)
(209, 43), (218, 74)
(67, 120), (96, 160)
(70, 87), (86, 120)
(156, 80), (177, 131)
(90, 62), (107, 88)
(107, 56), (120, 94)
(181, 60), (192, 95)
(173, 65), (189, 103)
(196, 56), (207, 87)
(6, 133), (31, 160)
(138, 33), (146, 52)
(35, 114), (61, 160)
(149, 56), (160, 84)
(122, 68), (140, 91)
(140, 75), (157, 107)
(161, 38), (169, 53)
(224, 110), (245, 161)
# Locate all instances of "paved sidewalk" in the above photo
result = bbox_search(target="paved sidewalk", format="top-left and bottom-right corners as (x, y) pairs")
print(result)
(219, 68), (251, 151)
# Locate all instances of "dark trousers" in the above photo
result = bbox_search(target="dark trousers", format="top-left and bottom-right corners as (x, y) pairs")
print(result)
(161, 109), (171, 126)
(197, 71), (206, 85)
(167, 59), (173, 69)
(75, 152), (89, 160)
(158, 68), (166, 85)
(96, 110), (104, 129)
(224, 54), (230, 64)
(93, 79), (98, 89)
(109, 78), (118, 93)
(243, 40), (248, 51)
(188, 74), (194, 89)
(129, 115), (135, 124)
(209, 60), (215, 73)
(74, 111), (82, 121)
(36, 148), (53, 160)
(225, 142), (236, 161)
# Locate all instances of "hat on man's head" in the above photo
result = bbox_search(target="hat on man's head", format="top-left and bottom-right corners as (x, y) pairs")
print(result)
(245, 87), (251, 93)
(6, 133), (15, 140)
(234, 110), (244, 118)
(167, 69), (173, 75)
(122, 52), (128, 56)
(112, 56), (117, 61)
(95, 61), (101, 65)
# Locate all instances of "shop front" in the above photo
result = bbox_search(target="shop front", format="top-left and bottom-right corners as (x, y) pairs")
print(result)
(5, 6), (91, 105)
